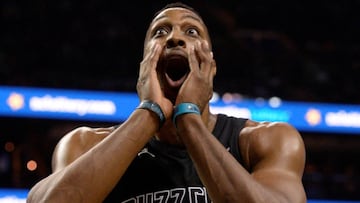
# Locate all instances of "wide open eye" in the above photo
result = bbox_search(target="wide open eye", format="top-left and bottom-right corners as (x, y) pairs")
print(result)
(154, 27), (169, 37)
(186, 28), (199, 37)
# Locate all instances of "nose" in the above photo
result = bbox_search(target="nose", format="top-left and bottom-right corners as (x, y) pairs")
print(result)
(166, 31), (186, 48)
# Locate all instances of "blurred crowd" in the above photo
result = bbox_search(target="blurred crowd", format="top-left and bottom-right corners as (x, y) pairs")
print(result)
(1, 0), (360, 200)
(1, 0), (360, 103)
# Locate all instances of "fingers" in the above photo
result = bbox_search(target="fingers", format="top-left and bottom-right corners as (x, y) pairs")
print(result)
(139, 43), (163, 81)
(188, 40), (215, 80)
(143, 43), (162, 71)
(188, 45), (197, 72)
(197, 40), (212, 64)
(150, 43), (163, 67)
(137, 42), (163, 97)
(190, 41), (213, 67)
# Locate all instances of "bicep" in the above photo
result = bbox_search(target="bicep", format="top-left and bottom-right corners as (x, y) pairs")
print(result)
(248, 122), (306, 202)
(252, 168), (306, 202)
(254, 122), (305, 175)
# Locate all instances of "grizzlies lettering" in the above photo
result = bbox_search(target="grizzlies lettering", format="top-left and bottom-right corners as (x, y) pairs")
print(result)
(122, 187), (209, 203)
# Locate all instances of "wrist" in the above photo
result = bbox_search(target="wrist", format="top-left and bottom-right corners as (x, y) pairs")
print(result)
(137, 100), (165, 129)
(173, 103), (201, 126)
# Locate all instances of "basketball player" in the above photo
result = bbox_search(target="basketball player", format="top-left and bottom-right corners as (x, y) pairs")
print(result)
(27, 2), (306, 202)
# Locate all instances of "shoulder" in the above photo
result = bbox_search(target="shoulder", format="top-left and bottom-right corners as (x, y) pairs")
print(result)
(52, 126), (116, 172)
(241, 120), (302, 143)
(239, 120), (305, 173)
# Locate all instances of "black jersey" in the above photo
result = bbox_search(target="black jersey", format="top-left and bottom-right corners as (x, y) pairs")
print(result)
(104, 114), (247, 203)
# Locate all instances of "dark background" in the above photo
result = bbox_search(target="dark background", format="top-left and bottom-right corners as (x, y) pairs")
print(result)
(1, 0), (360, 201)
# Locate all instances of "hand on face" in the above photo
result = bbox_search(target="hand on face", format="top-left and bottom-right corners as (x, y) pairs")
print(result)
(137, 41), (173, 120)
(137, 38), (216, 120)
(176, 39), (216, 112)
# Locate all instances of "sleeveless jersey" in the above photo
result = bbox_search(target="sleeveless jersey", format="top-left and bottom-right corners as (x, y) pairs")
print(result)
(104, 114), (247, 203)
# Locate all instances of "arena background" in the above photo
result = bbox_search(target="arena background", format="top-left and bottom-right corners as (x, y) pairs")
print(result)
(1, 0), (359, 202)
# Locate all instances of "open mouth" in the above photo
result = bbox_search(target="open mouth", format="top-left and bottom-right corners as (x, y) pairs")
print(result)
(163, 55), (189, 87)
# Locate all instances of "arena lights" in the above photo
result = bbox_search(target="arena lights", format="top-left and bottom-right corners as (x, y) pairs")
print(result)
(211, 93), (360, 135)
(0, 85), (139, 122)
(26, 160), (37, 171)
(1, 86), (360, 134)
(0, 189), (28, 203)
(4, 142), (15, 152)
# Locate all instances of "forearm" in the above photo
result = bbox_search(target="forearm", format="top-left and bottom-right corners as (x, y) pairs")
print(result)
(176, 115), (288, 203)
(27, 109), (158, 203)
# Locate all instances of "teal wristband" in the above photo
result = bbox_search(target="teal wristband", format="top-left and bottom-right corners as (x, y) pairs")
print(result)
(173, 103), (201, 124)
(137, 100), (165, 129)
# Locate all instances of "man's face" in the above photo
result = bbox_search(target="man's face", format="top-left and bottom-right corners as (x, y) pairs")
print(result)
(144, 7), (211, 102)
